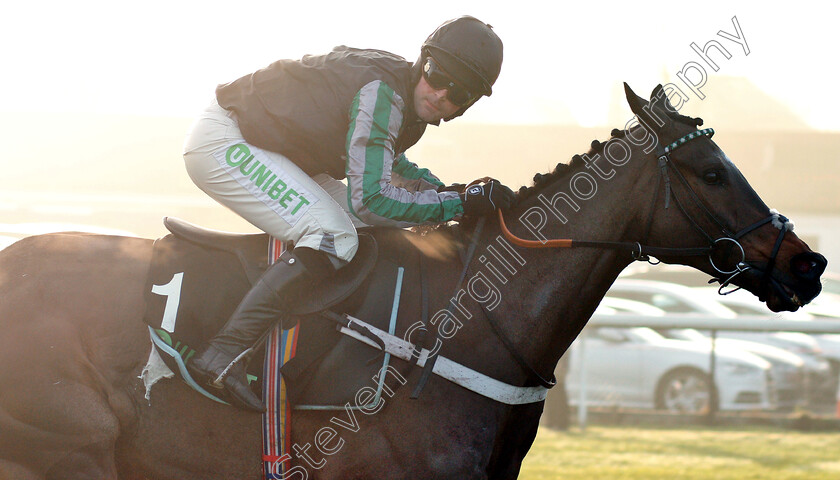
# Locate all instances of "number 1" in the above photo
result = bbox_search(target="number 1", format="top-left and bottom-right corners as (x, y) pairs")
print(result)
(151, 272), (184, 333)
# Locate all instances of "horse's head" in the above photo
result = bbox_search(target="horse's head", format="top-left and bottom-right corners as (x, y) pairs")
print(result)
(624, 83), (826, 312)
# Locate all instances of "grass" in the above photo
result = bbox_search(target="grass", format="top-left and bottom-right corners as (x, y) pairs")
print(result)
(520, 425), (840, 479)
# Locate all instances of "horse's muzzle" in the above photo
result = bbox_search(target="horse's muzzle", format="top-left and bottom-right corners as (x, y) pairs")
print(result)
(790, 251), (827, 283)
(759, 251), (826, 312)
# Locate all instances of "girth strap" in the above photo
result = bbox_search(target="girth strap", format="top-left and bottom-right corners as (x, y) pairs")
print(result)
(323, 313), (550, 405)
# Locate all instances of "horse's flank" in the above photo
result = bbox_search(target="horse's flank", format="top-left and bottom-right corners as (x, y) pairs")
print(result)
(0, 234), (152, 478)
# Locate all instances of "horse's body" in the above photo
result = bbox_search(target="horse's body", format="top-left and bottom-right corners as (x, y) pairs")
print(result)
(0, 85), (827, 479)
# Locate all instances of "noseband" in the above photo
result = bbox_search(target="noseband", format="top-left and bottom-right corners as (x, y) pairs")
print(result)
(647, 128), (793, 296)
(498, 127), (794, 297)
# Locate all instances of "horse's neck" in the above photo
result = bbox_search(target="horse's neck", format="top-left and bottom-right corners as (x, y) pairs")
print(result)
(478, 167), (648, 379)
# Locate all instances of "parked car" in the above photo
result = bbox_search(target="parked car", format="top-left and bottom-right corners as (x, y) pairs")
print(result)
(620, 265), (840, 365)
(564, 324), (773, 413)
(621, 264), (840, 319)
(605, 279), (835, 409)
(697, 286), (840, 407)
(600, 293), (808, 410)
(659, 327), (807, 409)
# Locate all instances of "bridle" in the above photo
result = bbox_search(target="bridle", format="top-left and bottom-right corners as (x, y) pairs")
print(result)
(420, 127), (794, 401)
(498, 127), (794, 297)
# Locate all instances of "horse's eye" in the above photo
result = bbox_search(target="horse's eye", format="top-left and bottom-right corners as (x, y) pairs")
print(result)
(703, 170), (722, 185)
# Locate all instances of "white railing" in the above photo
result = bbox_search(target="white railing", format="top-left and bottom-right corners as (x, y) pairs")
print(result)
(588, 314), (840, 333)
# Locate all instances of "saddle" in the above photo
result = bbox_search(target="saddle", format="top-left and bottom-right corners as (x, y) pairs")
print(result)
(143, 218), (379, 402)
(162, 217), (378, 314)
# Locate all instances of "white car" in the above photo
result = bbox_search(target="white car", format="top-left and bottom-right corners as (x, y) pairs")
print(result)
(606, 279), (835, 409)
(620, 264), (840, 318)
(608, 280), (829, 366)
(597, 297), (806, 394)
(698, 287), (840, 407)
(660, 327), (806, 409)
(565, 325), (772, 413)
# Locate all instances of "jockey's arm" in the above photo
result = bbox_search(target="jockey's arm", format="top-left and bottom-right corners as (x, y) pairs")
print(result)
(391, 153), (445, 192)
(345, 80), (463, 227)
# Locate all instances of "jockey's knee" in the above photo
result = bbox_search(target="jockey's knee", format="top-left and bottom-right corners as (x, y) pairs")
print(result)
(297, 225), (358, 268)
(332, 228), (359, 264)
(292, 209), (357, 266)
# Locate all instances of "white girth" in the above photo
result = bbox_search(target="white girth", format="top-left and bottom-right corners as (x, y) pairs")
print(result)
(336, 315), (549, 405)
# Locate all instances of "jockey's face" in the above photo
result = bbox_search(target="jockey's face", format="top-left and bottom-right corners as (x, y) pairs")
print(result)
(413, 74), (461, 123)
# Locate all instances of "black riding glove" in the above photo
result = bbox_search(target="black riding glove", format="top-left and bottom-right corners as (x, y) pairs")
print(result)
(459, 181), (515, 217)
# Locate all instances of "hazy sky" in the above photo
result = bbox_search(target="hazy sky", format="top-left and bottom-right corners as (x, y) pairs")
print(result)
(4, 1), (839, 129)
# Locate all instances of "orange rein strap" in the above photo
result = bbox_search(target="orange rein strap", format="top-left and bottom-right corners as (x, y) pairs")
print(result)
(497, 209), (573, 249)
(496, 209), (711, 261)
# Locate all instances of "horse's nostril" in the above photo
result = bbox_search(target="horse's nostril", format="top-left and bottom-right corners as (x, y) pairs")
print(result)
(794, 260), (816, 275)
(790, 252), (827, 280)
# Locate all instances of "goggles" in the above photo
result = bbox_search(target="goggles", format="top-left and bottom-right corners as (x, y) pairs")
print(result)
(422, 57), (477, 107)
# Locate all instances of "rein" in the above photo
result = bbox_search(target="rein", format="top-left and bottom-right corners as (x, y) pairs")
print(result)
(497, 210), (710, 259)
(419, 127), (793, 403)
(497, 127), (794, 295)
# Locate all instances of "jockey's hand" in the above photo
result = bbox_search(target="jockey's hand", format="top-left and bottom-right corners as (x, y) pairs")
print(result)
(460, 181), (515, 217)
(437, 183), (467, 194)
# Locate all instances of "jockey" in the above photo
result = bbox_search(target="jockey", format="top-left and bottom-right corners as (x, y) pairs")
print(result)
(183, 16), (515, 411)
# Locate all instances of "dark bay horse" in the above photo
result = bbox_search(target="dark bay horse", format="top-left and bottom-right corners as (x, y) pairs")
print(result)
(0, 84), (826, 480)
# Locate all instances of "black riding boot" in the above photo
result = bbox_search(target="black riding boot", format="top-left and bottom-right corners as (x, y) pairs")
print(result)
(189, 247), (336, 412)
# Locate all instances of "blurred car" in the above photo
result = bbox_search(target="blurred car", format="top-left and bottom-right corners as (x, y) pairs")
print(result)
(600, 294), (807, 410)
(605, 279), (835, 409)
(564, 324), (773, 413)
(621, 263), (840, 318)
(660, 327), (806, 409)
(697, 286), (840, 406)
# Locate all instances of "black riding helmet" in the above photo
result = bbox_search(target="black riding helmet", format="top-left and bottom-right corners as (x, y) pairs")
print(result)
(420, 16), (503, 120)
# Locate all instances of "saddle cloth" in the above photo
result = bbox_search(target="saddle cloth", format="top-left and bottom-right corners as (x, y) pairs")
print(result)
(141, 219), (378, 401)
(141, 220), (377, 480)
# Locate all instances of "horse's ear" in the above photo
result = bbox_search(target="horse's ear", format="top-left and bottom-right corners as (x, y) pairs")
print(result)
(624, 82), (648, 117)
(651, 83), (679, 115)
(625, 82), (664, 133)
(650, 84), (665, 103)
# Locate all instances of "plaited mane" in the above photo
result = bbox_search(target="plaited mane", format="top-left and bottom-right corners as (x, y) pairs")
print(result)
(515, 111), (704, 204)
